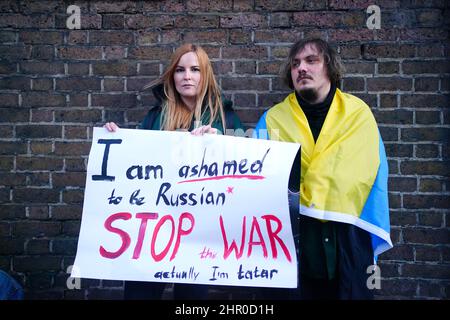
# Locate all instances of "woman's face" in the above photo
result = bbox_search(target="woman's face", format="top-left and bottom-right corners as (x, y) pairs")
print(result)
(173, 52), (202, 106)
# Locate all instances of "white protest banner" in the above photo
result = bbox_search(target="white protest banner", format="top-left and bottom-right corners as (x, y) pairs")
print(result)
(72, 127), (300, 288)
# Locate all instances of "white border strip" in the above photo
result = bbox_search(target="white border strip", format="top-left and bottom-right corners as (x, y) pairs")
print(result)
(300, 205), (393, 256)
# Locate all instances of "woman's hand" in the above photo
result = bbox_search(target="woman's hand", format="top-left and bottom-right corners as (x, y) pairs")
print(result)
(104, 122), (119, 132)
(191, 125), (217, 136)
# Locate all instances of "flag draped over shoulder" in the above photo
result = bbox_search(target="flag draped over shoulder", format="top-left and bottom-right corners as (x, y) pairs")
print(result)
(254, 89), (392, 257)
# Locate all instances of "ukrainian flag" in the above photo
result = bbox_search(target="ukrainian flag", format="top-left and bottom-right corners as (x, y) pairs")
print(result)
(253, 89), (392, 258)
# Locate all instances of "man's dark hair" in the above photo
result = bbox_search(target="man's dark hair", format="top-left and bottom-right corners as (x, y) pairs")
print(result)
(282, 38), (344, 89)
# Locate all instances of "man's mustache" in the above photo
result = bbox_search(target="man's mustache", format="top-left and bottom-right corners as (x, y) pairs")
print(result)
(297, 74), (313, 81)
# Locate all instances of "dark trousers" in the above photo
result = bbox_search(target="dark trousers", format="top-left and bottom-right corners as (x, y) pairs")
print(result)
(124, 281), (209, 300)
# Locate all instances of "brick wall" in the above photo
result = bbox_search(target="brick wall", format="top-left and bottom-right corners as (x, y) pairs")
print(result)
(0, 0), (449, 300)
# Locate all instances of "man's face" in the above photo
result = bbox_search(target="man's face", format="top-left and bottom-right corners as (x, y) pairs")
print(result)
(290, 44), (331, 103)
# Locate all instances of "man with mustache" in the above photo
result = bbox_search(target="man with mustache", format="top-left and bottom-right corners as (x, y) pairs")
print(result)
(254, 38), (392, 299)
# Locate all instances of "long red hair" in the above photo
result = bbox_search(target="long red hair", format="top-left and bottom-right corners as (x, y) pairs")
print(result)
(144, 44), (225, 131)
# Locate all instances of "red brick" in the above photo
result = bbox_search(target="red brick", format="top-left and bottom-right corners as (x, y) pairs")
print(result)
(415, 144), (440, 158)
(418, 281), (445, 299)
(0, 156), (14, 171)
(29, 142), (53, 155)
(92, 62), (137, 76)
(403, 194), (449, 209)
(128, 47), (173, 60)
(212, 61), (233, 75)
(26, 239), (50, 255)
(220, 14), (267, 28)
(0, 173), (26, 186)
(32, 78), (53, 91)
(183, 30), (227, 45)
(221, 77), (269, 91)
(19, 1), (64, 13)
(52, 172), (86, 188)
(62, 189), (84, 204)
(92, 1), (138, 13)
(55, 109), (102, 123)
(402, 94), (448, 108)
(89, 31), (134, 45)
(64, 126), (88, 139)
(0, 189), (11, 203)
(0, 61), (16, 74)
(67, 31), (88, 45)
(258, 61), (283, 75)
(51, 239), (77, 255)
(400, 28), (448, 41)
(0, 238), (23, 255)
(254, 30), (302, 44)
(22, 92), (65, 108)
(363, 44), (416, 59)
(13, 256), (61, 272)
(234, 94), (256, 108)
(402, 263), (450, 279)
(328, 29), (374, 42)
(0, 76), (30, 90)
(27, 172), (50, 187)
(91, 94), (137, 108)
(160, 30), (180, 44)
(56, 77), (101, 91)
(417, 212), (444, 227)
(0, 93), (19, 107)
(65, 159), (86, 172)
(342, 77), (365, 92)
(58, 46), (103, 60)
(293, 11), (342, 28)
(13, 188), (60, 204)
(403, 60), (450, 74)
(234, 61), (256, 74)
(20, 61), (64, 75)
(54, 142), (91, 156)
(125, 108), (148, 124)
(186, 0), (232, 11)
(62, 220), (81, 236)
(270, 12), (292, 27)
(415, 77), (440, 92)
(51, 205), (82, 220)
(373, 109), (414, 125)
(0, 125), (13, 138)
(222, 46), (268, 59)
(16, 125), (61, 139)
(235, 109), (263, 124)
(19, 31), (63, 44)
(256, 0), (326, 10)
(65, 63), (88, 76)
(379, 126), (399, 142)
(367, 77), (412, 91)
(401, 128), (449, 142)
(27, 206), (49, 220)
(31, 45), (54, 60)
(0, 142), (27, 155)
(390, 211), (417, 227)
(131, 14), (174, 29)
(377, 279), (418, 297)
(229, 30), (252, 45)
(379, 244), (414, 261)
(258, 93), (288, 108)
(388, 177), (417, 192)
(102, 14), (124, 29)
(419, 179), (443, 193)
(0, 205), (25, 219)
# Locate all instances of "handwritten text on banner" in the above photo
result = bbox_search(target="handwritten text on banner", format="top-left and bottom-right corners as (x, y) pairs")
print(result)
(72, 127), (300, 288)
